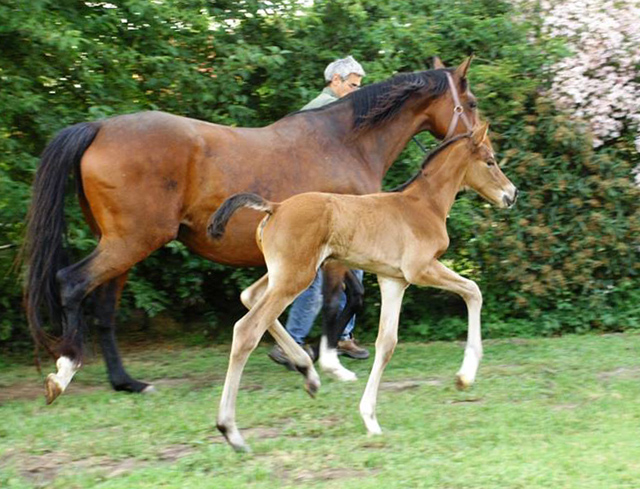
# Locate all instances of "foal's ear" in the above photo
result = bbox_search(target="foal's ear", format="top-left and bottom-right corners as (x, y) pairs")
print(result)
(472, 122), (489, 146)
(454, 55), (474, 80)
(432, 56), (446, 70)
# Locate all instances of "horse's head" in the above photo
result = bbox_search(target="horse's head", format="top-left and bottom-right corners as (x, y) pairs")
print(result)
(424, 57), (479, 140)
(463, 123), (518, 208)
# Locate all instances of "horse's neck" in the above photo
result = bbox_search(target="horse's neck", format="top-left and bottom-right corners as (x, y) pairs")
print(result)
(403, 143), (469, 219)
(296, 99), (429, 182)
(352, 108), (427, 179)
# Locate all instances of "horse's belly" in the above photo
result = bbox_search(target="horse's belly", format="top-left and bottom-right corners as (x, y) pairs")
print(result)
(177, 215), (266, 267)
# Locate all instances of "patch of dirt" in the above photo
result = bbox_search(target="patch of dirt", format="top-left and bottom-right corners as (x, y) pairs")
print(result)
(0, 373), (221, 404)
(2, 441), (200, 486)
(598, 367), (640, 381)
(380, 378), (442, 391)
(0, 381), (105, 404)
(280, 466), (377, 483)
(552, 403), (580, 411)
(447, 397), (483, 405)
(157, 444), (196, 462)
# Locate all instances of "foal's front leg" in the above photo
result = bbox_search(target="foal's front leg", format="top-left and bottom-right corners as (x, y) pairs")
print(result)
(414, 260), (483, 389)
(359, 276), (407, 435)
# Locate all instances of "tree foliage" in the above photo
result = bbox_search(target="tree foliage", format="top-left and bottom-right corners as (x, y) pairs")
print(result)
(1, 0), (638, 345)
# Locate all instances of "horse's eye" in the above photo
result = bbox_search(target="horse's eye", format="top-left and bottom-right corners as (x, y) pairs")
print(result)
(468, 101), (477, 109)
(486, 159), (496, 167)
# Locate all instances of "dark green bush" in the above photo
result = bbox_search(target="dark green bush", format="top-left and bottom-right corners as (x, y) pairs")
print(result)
(1, 0), (637, 347)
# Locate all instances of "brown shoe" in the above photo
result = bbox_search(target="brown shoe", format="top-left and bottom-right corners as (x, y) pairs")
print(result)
(337, 338), (370, 360)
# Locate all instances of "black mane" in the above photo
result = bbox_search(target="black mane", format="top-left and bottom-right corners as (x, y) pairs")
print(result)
(389, 133), (470, 193)
(292, 69), (451, 133)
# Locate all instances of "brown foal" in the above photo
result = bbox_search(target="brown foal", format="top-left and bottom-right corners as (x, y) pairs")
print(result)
(209, 123), (517, 451)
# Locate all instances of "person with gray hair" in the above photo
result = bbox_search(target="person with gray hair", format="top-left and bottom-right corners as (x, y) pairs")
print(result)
(300, 56), (366, 110)
(268, 56), (369, 370)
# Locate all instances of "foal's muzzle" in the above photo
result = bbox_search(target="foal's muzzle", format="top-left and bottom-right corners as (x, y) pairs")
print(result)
(502, 188), (519, 208)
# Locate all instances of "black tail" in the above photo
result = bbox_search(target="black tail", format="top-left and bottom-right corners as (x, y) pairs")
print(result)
(208, 193), (273, 240)
(23, 121), (101, 358)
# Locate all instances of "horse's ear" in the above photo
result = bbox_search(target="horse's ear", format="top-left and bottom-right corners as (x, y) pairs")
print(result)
(472, 122), (489, 146)
(454, 55), (474, 80)
(432, 56), (446, 70)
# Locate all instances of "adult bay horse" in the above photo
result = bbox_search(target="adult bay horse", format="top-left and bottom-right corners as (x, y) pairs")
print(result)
(209, 123), (518, 452)
(24, 58), (479, 404)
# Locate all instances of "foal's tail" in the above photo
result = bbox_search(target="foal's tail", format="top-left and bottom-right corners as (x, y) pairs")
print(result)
(22, 121), (101, 359)
(208, 193), (277, 240)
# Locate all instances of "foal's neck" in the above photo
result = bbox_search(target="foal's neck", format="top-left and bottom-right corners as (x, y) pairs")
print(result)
(403, 142), (469, 220)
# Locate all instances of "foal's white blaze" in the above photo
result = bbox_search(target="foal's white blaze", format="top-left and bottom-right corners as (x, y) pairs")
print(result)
(318, 336), (357, 382)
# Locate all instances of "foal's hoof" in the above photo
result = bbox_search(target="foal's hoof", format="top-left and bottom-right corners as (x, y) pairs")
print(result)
(305, 377), (321, 398)
(218, 424), (251, 453)
(455, 373), (472, 391)
(45, 374), (63, 405)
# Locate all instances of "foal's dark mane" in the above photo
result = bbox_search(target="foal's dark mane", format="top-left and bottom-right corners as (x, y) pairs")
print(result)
(290, 69), (451, 134)
(389, 133), (471, 193)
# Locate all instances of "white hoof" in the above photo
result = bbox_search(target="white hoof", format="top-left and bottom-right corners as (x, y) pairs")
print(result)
(328, 367), (358, 382)
(455, 373), (473, 390)
(142, 385), (157, 395)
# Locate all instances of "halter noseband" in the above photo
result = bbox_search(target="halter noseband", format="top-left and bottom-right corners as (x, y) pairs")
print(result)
(444, 72), (474, 140)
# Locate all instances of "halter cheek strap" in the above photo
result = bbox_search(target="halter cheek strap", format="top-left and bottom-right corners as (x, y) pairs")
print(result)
(445, 72), (474, 140)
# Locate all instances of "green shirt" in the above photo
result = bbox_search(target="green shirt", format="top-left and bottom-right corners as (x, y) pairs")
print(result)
(300, 87), (339, 111)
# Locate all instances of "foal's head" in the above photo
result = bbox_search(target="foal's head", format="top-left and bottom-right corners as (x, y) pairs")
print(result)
(462, 123), (518, 208)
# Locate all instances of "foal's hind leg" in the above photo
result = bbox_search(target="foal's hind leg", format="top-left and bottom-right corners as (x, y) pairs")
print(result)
(240, 274), (320, 394)
(93, 274), (155, 394)
(217, 288), (303, 452)
(45, 236), (171, 404)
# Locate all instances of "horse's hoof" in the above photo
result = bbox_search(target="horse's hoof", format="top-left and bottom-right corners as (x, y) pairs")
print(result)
(330, 369), (357, 382)
(45, 374), (63, 405)
(141, 385), (157, 395)
(455, 373), (472, 391)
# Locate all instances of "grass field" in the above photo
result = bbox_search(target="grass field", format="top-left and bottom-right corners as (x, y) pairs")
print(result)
(1, 332), (640, 488)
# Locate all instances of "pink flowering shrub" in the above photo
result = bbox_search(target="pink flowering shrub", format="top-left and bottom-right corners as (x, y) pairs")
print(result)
(536, 0), (640, 159)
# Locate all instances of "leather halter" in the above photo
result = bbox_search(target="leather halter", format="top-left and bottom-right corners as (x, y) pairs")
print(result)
(444, 72), (474, 140)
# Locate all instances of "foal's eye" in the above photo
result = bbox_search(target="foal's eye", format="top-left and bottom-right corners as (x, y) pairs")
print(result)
(486, 159), (496, 167)
(468, 101), (478, 109)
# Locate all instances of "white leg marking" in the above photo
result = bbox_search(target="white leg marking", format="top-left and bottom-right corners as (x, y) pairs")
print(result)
(51, 356), (79, 392)
(319, 336), (357, 382)
(359, 276), (407, 435)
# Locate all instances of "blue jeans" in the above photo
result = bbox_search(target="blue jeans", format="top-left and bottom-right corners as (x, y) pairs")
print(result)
(285, 269), (364, 344)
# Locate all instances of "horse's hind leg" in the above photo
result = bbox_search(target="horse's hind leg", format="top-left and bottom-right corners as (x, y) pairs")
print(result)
(45, 236), (171, 404)
(93, 274), (155, 394)
(318, 264), (361, 382)
(240, 273), (320, 396)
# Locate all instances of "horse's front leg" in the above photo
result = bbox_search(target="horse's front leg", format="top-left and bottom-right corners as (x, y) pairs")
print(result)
(413, 260), (483, 389)
(359, 276), (407, 435)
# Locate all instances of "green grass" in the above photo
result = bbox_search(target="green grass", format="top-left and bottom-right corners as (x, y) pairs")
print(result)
(2, 333), (640, 488)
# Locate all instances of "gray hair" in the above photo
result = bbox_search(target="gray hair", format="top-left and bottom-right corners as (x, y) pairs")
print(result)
(324, 56), (366, 82)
